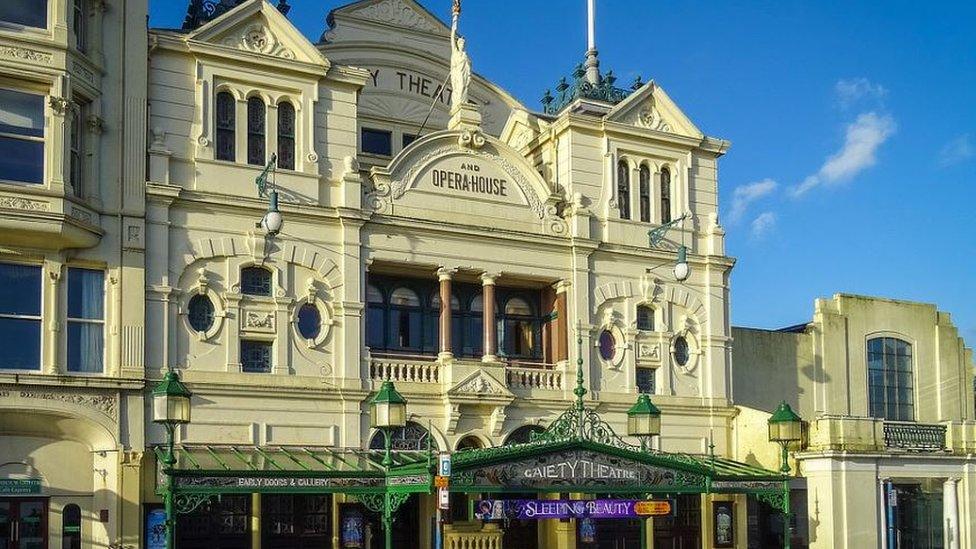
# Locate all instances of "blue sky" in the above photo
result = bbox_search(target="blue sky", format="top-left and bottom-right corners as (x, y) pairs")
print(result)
(151, 1), (976, 343)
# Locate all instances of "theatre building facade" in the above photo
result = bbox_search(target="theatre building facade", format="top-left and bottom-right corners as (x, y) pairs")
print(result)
(138, 0), (773, 548)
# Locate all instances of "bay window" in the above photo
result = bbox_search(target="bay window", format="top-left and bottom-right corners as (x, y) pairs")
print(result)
(0, 0), (47, 29)
(0, 263), (42, 370)
(0, 89), (45, 185)
(66, 267), (104, 373)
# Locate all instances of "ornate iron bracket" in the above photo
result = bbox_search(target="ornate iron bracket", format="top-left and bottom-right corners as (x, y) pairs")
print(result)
(647, 214), (688, 249)
(753, 491), (786, 510)
(357, 492), (412, 517)
(174, 493), (220, 515)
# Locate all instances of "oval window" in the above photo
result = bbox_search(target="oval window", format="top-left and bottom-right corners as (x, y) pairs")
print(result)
(297, 303), (321, 340)
(598, 330), (616, 361)
(187, 294), (214, 332)
(674, 335), (690, 366)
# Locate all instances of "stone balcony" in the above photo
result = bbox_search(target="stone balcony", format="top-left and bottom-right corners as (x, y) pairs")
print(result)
(366, 353), (567, 395)
(807, 415), (976, 454)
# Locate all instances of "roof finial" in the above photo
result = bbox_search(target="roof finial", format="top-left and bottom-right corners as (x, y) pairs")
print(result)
(584, 0), (600, 86)
(574, 322), (587, 413)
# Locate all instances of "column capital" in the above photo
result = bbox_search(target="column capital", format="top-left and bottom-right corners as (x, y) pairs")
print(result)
(554, 279), (572, 293)
(481, 272), (500, 285)
(437, 267), (457, 281)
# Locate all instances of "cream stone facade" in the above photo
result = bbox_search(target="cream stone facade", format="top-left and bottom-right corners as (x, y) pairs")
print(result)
(734, 294), (976, 549)
(0, 0), (149, 548)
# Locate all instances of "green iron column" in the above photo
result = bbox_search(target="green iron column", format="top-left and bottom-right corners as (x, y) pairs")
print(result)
(780, 442), (791, 549)
(163, 424), (176, 549)
(382, 428), (394, 549)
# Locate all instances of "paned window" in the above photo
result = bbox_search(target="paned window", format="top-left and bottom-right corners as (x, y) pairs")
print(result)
(215, 91), (236, 161)
(390, 287), (422, 350)
(366, 284), (385, 349)
(639, 165), (651, 222)
(465, 294), (484, 358)
(187, 294), (214, 333)
(636, 367), (656, 394)
(277, 102), (295, 170)
(296, 303), (321, 340)
(177, 495), (250, 546)
(617, 160), (630, 219)
(73, 0), (87, 52)
(240, 267), (272, 296)
(636, 305), (654, 331)
(673, 335), (689, 367)
(247, 96), (266, 165)
(262, 495), (331, 543)
(0, 88), (45, 184)
(241, 340), (272, 373)
(868, 337), (914, 421)
(69, 102), (87, 197)
(660, 167), (672, 224)
(362, 128), (392, 156)
(67, 267), (104, 373)
(0, 0), (47, 28)
(62, 503), (81, 549)
(499, 293), (542, 360)
(0, 263), (42, 370)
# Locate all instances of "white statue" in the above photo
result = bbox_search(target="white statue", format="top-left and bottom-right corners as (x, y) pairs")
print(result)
(449, 0), (471, 111)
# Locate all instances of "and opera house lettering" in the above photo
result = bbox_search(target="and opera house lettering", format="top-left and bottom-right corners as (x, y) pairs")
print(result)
(430, 163), (508, 198)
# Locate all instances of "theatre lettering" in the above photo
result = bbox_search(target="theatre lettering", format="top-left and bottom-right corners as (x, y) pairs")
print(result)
(522, 458), (638, 481)
(431, 163), (509, 198)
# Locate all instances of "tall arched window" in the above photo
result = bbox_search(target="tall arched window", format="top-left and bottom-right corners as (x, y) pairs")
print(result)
(617, 160), (630, 219)
(638, 165), (651, 222)
(660, 167), (672, 223)
(277, 102), (295, 170)
(390, 287), (422, 351)
(868, 337), (914, 421)
(463, 293), (484, 358)
(366, 284), (385, 349)
(62, 503), (81, 549)
(500, 296), (540, 360)
(247, 96), (266, 166)
(240, 266), (272, 296)
(215, 91), (236, 161)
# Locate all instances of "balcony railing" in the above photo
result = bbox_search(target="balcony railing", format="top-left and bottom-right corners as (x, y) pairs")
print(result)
(883, 421), (947, 452)
(369, 354), (440, 384)
(444, 523), (503, 549)
(505, 365), (562, 390)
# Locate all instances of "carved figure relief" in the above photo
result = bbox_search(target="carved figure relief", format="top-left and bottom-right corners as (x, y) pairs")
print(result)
(226, 24), (296, 59)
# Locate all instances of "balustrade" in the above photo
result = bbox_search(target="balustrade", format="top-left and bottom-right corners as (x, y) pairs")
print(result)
(505, 365), (562, 390)
(883, 421), (947, 452)
(369, 355), (440, 383)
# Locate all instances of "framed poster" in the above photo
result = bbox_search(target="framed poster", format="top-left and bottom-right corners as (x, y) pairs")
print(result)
(339, 503), (365, 548)
(145, 506), (167, 549)
(713, 501), (735, 548)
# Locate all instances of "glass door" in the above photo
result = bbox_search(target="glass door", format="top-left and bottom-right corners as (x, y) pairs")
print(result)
(0, 499), (47, 549)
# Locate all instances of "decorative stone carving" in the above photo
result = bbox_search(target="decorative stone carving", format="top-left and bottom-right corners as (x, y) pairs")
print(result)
(455, 372), (503, 395)
(68, 207), (96, 225)
(49, 97), (69, 116)
(243, 311), (275, 329)
(0, 46), (52, 64)
(457, 129), (486, 149)
(226, 24), (296, 60)
(87, 115), (105, 134)
(0, 385), (118, 421)
(350, 0), (439, 33)
(638, 343), (661, 362)
(0, 197), (49, 212)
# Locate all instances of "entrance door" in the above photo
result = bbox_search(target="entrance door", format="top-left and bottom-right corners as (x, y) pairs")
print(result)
(176, 494), (251, 549)
(653, 495), (701, 549)
(262, 494), (332, 549)
(895, 486), (943, 549)
(587, 518), (641, 549)
(0, 499), (48, 549)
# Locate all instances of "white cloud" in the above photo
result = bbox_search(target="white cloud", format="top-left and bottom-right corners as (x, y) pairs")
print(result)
(730, 179), (778, 222)
(792, 112), (896, 197)
(750, 212), (776, 238)
(835, 78), (887, 108)
(938, 134), (974, 167)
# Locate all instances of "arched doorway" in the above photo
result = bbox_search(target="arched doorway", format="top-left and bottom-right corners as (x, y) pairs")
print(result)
(450, 436), (485, 523)
(366, 422), (439, 549)
(503, 425), (544, 446)
(499, 425), (545, 549)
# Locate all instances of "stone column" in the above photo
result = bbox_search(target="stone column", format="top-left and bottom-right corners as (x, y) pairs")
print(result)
(944, 477), (960, 549)
(251, 493), (262, 549)
(437, 267), (455, 362)
(481, 273), (498, 362)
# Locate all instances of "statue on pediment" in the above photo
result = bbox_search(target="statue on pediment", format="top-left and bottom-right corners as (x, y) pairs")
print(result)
(449, 0), (471, 111)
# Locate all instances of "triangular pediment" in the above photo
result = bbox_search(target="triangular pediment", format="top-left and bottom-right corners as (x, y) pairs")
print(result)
(188, 0), (328, 67)
(331, 0), (450, 37)
(448, 369), (513, 399)
(606, 82), (702, 139)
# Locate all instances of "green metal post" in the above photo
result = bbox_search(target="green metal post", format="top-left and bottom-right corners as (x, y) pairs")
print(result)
(780, 442), (791, 549)
(163, 423), (176, 549)
(381, 428), (393, 549)
(640, 518), (648, 549)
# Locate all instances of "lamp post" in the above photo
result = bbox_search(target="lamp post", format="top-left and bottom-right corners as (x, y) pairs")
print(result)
(369, 380), (407, 549)
(767, 400), (803, 549)
(627, 392), (661, 549)
(255, 153), (283, 236)
(152, 370), (192, 549)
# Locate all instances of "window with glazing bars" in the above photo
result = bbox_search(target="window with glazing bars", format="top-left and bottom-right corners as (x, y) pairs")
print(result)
(247, 96), (266, 165)
(277, 102), (295, 170)
(868, 337), (914, 421)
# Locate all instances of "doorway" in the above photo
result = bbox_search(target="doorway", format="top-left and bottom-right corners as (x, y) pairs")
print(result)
(653, 495), (701, 549)
(0, 498), (47, 549)
(586, 517), (642, 549)
(262, 494), (332, 549)
(895, 485), (943, 549)
(176, 494), (251, 549)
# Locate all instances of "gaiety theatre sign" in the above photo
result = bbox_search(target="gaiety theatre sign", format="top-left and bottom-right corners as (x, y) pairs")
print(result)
(522, 458), (637, 482)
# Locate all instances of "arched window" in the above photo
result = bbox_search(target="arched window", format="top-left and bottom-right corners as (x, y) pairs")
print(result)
(366, 285), (385, 349)
(868, 337), (914, 421)
(617, 160), (630, 219)
(660, 167), (672, 224)
(500, 296), (540, 360)
(215, 91), (236, 161)
(390, 287), (422, 351)
(277, 102), (295, 170)
(504, 425), (545, 445)
(240, 266), (272, 296)
(638, 165), (651, 222)
(62, 503), (81, 549)
(636, 305), (654, 331)
(247, 96), (266, 166)
(369, 421), (438, 451)
(462, 293), (484, 358)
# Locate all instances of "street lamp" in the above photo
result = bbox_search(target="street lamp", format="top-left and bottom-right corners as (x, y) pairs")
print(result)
(627, 393), (661, 453)
(672, 245), (690, 282)
(152, 370), (192, 549)
(260, 189), (283, 236)
(369, 380), (407, 549)
(767, 400), (803, 549)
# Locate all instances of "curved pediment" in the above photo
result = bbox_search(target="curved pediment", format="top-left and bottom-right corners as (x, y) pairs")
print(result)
(367, 130), (567, 236)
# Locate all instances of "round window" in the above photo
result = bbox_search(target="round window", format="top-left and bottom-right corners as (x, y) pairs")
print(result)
(187, 294), (214, 332)
(674, 335), (690, 366)
(598, 330), (616, 361)
(297, 303), (322, 340)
